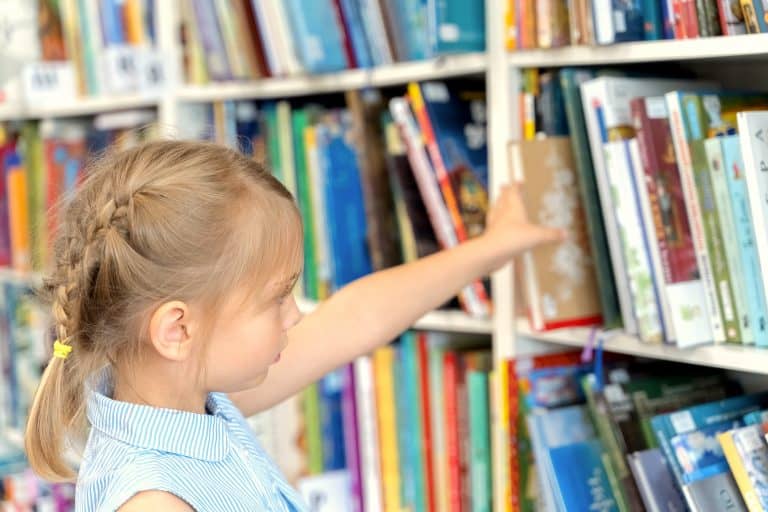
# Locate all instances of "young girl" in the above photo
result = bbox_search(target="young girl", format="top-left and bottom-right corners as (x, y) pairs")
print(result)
(24, 140), (562, 511)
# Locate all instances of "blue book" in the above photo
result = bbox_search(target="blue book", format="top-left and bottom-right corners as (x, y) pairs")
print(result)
(319, 369), (347, 470)
(233, 101), (261, 157)
(652, 391), (768, 486)
(416, 81), (488, 189)
(427, 0), (485, 54)
(283, 0), (348, 73)
(721, 135), (768, 347)
(659, 0), (676, 39)
(318, 116), (372, 288)
(612, 0), (646, 42)
(337, 0), (373, 68)
(523, 364), (592, 409)
(99, 0), (127, 45)
(393, 341), (416, 508)
(550, 440), (619, 512)
(670, 419), (743, 484)
(642, 0), (665, 39)
(743, 409), (768, 425)
(399, 333), (427, 511)
(383, 0), (430, 60)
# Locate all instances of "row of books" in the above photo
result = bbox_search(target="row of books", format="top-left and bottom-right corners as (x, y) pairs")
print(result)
(182, 0), (486, 82)
(0, 467), (74, 511)
(0, 110), (158, 272)
(513, 348), (768, 511)
(0, 1), (160, 107)
(504, 0), (768, 49)
(250, 331), (495, 512)
(179, 79), (492, 316)
(514, 69), (768, 349)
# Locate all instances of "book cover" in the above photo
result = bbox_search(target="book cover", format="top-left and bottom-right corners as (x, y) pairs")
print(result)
(427, 0), (486, 53)
(606, 139), (664, 344)
(671, 419), (743, 484)
(683, 472), (748, 512)
(283, 0), (348, 73)
(738, 112), (768, 352)
(719, 425), (768, 511)
(337, 0), (374, 68)
(560, 68), (621, 328)
(628, 449), (685, 512)
(631, 96), (711, 348)
(550, 440), (619, 511)
(721, 134), (768, 347)
(509, 137), (603, 331)
(705, 137), (753, 344)
(357, 0), (395, 65)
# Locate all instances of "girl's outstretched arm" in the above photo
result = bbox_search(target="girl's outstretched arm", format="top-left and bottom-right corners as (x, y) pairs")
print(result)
(231, 185), (563, 416)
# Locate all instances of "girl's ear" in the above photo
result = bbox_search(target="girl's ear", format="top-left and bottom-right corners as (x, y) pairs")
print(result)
(148, 301), (194, 362)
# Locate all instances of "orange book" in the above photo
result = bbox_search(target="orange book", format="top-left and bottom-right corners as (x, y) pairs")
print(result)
(6, 152), (30, 271)
(123, 0), (146, 45)
(505, 0), (518, 49)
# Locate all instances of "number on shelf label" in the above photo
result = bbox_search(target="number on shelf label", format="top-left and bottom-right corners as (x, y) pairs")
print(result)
(102, 46), (141, 95)
(298, 470), (353, 512)
(22, 61), (77, 105)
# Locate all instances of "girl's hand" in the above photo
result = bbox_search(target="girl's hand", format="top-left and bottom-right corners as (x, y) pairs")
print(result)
(481, 183), (565, 269)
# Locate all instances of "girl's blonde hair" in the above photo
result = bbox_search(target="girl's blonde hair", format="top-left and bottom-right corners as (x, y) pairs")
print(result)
(24, 140), (302, 482)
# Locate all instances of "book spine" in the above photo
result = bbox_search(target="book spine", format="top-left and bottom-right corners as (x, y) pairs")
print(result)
(429, 343), (450, 512)
(190, 0), (232, 80)
(718, 430), (765, 512)
(5, 153), (30, 272)
(723, 136), (768, 348)
(303, 383), (324, 474)
(642, 0), (665, 38)
(691, 138), (741, 343)
(682, 0), (700, 36)
(444, 352), (463, 512)
(666, 92), (726, 343)
(741, 0), (763, 32)
(354, 356), (384, 512)
(706, 138), (753, 344)
(402, 334), (427, 511)
(123, 0), (145, 44)
(417, 334), (436, 512)
(340, 364), (364, 512)
(373, 348), (401, 512)
(717, 0), (748, 34)
(468, 371), (492, 512)
(505, 0), (518, 48)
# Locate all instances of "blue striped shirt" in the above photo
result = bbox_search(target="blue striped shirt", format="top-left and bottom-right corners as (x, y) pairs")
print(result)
(75, 370), (308, 511)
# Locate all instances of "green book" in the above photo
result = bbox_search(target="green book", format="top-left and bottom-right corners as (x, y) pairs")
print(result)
(704, 137), (752, 344)
(302, 383), (323, 474)
(468, 370), (491, 512)
(291, 108), (318, 300)
(262, 103), (283, 183)
(560, 68), (621, 329)
(20, 122), (45, 271)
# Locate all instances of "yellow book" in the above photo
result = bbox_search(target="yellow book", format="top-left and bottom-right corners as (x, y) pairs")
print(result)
(124, 0), (146, 45)
(505, 0), (518, 50)
(60, 0), (86, 95)
(719, 429), (766, 512)
(7, 156), (31, 272)
(373, 347), (402, 512)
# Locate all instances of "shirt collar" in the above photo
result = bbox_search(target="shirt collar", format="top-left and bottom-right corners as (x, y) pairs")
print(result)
(86, 369), (231, 462)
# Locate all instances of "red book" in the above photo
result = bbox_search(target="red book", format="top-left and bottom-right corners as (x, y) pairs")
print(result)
(443, 352), (462, 512)
(418, 333), (436, 512)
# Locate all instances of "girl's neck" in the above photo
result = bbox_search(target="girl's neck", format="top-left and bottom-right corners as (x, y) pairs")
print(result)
(112, 359), (209, 415)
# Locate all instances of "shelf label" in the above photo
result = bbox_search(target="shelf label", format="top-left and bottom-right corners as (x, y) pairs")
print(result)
(298, 470), (353, 512)
(22, 61), (77, 106)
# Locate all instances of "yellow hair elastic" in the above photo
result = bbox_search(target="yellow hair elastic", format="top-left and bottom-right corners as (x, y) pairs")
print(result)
(53, 340), (73, 360)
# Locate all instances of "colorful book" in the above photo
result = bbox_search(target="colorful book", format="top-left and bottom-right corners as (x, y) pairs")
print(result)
(631, 96), (712, 348)
(721, 134), (768, 347)
(509, 137), (603, 331)
(373, 347), (401, 512)
(719, 425), (768, 512)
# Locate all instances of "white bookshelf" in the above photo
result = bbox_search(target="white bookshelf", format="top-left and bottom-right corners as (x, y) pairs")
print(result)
(175, 53), (487, 102)
(507, 33), (768, 67)
(0, 94), (161, 122)
(295, 298), (493, 335)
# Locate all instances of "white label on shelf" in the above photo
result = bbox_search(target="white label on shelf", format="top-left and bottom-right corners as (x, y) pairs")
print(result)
(137, 49), (167, 96)
(298, 470), (353, 512)
(22, 61), (77, 106)
(102, 46), (142, 95)
(670, 411), (696, 434)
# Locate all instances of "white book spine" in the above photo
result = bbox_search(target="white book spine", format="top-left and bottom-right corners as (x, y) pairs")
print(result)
(580, 81), (638, 335)
(354, 356), (384, 512)
(252, 0), (283, 76)
(358, 0), (394, 65)
(628, 138), (676, 343)
(606, 140), (663, 343)
(665, 92), (726, 344)
(305, 126), (332, 289)
(739, 111), (768, 338)
(268, 0), (305, 75)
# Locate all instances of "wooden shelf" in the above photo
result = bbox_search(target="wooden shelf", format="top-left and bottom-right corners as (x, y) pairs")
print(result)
(507, 34), (768, 68)
(0, 94), (160, 122)
(296, 298), (493, 335)
(175, 53), (488, 102)
(516, 319), (768, 374)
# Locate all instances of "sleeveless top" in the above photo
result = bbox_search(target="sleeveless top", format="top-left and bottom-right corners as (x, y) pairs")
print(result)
(75, 370), (308, 511)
